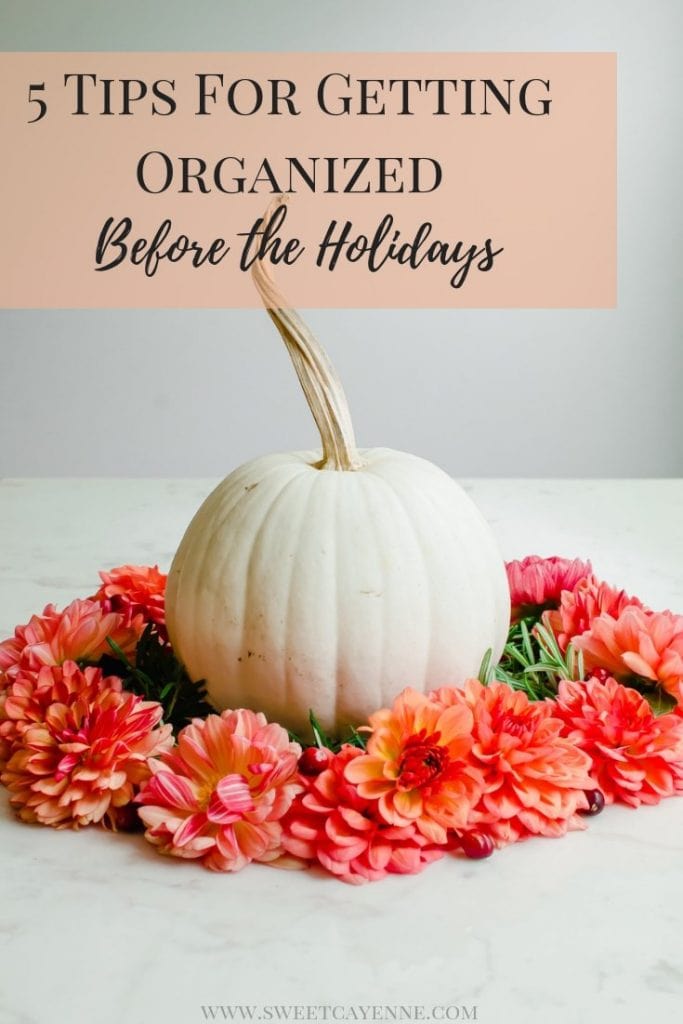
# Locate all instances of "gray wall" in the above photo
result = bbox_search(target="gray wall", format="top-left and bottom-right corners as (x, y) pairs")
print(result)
(1, 0), (681, 478)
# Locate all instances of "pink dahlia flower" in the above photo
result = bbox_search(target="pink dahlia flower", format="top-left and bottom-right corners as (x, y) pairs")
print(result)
(543, 576), (643, 652)
(1, 688), (171, 827)
(280, 745), (447, 884)
(343, 688), (483, 844)
(137, 710), (302, 872)
(506, 555), (592, 622)
(573, 607), (683, 703)
(0, 660), (122, 768)
(0, 599), (144, 689)
(552, 676), (683, 807)
(94, 564), (167, 633)
(431, 680), (594, 846)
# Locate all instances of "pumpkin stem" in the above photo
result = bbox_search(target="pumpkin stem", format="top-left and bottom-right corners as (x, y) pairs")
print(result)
(251, 199), (363, 471)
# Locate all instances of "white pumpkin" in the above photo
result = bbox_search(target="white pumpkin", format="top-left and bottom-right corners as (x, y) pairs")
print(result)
(167, 230), (510, 736)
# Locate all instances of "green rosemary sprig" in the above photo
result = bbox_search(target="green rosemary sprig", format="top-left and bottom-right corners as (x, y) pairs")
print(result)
(493, 617), (585, 700)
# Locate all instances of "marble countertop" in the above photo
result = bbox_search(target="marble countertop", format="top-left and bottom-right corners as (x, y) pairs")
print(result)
(1, 477), (682, 1024)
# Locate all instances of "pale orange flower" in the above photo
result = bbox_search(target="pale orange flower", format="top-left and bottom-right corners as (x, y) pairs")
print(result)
(0, 599), (144, 688)
(343, 688), (483, 844)
(543, 575), (643, 652)
(573, 607), (683, 702)
(432, 680), (593, 846)
(137, 710), (302, 872)
(552, 676), (683, 807)
(94, 564), (167, 632)
(0, 660), (122, 768)
(2, 687), (171, 827)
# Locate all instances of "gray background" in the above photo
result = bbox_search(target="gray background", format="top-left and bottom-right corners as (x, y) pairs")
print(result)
(1, 0), (681, 478)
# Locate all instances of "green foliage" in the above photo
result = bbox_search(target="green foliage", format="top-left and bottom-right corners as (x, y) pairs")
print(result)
(308, 708), (330, 748)
(344, 726), (369, 751)
(101, 623), (215, 734)
(288, 708), (368, 752)
(640, 686), (678, 716)
(494, 616), (585, 700)
(477, 648), (494, 685)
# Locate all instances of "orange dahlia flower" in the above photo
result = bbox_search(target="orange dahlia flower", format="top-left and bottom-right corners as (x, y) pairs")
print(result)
(94, 564), (167, 632)
(553, 676), (683, 807)
(432, 680), (594, 846)
(281, 745), (447, 884)
(343, 688), (483, 844)
(573, 607), (683, 702)
(137, 710), (302, 872)
(0, 660), (122, 768)
(506, 555), (592, 622)
(543, 576), (643, 652)
(1, 687), (171, 827)
(0, 599), (144, 688)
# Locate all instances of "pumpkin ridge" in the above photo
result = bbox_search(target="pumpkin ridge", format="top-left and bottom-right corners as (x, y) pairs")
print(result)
(354, 469), (391, 720)
(375, 471), (436, 690)
(186, 468), (298, 709)
(240, 469), (316, 717)
(207, 459), (310, 545)
(385, 461), (479, 663)
(331, 471), (341, 736)
(281, 470), (321, 731)
(377, 456), (508, 666)
(168, 480), (229, 672)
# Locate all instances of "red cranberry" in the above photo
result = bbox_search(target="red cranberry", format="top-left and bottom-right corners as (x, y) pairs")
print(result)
(298, 746), (333, 776)
(580, 789), (605, 816)
(459, 830), (494, 859)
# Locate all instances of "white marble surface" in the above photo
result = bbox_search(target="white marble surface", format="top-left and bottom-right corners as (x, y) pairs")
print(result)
(1, 477), (682, 1024)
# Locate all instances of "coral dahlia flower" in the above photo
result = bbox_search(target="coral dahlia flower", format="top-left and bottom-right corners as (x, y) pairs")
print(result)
(0, 660), (122, 768)
(1, 688), (171, 827)
(432, 680), (594, 846)
(137, 710), (302, 872)
(573, 607), (683, 703)
(343, 688), (483, 845)
(280, 745), (447, 884)
(506, 555), (592, 622)
(0, 599), (144, 688)
(94, 564), (167, 633)
(543, 576), (643, 652)
(552, 676), (683, 807)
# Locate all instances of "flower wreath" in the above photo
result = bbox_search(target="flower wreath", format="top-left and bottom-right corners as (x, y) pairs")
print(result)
(1, 557), (682, 884)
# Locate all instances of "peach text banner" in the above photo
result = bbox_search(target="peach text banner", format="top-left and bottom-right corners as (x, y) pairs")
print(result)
(0, 52), (616, 308)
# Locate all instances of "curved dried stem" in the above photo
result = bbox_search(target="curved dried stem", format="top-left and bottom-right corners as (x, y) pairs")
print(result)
(251, 198), (362, 471)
